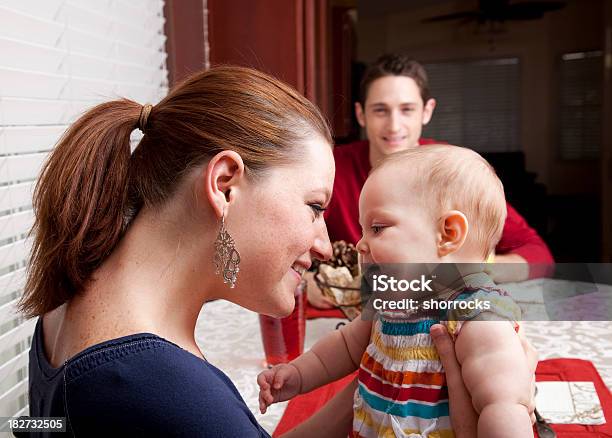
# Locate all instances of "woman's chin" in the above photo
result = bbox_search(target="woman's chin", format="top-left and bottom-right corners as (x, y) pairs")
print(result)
(270, 282), (296, 317)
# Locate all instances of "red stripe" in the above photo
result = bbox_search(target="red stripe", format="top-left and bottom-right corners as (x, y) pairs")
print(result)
(361, 351), (446, 386)
(359, 368), (448, 403)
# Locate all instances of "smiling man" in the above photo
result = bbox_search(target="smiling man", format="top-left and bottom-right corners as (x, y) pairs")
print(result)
(306, 54), (553, 308)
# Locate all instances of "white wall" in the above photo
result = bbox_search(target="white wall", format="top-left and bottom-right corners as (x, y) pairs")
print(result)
(0, 0), (168, 422)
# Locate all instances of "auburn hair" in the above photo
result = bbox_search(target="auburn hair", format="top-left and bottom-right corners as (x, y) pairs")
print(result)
(20, 66), (332, 318)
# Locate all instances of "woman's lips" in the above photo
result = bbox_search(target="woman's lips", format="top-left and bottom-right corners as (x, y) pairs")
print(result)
(290, 266), (304, 283)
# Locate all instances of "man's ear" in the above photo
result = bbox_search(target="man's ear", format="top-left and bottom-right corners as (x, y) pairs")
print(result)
(204, 150), (245, 219)
(355, 102), (366, 128)
(437, 210), (468, 257)
(422, 98), (436, 126)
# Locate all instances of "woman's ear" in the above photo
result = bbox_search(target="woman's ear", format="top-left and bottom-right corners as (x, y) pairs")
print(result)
(437, 210), (468, 257)
(204, 150), (245, 219)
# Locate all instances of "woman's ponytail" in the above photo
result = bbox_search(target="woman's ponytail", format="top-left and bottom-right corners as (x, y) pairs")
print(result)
(20, 99), (142, 317)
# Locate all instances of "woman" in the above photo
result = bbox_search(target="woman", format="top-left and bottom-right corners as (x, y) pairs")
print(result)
(19, 66), (534, 436)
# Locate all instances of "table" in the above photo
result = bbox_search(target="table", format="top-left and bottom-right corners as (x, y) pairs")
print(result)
(195, 279), (612, 435)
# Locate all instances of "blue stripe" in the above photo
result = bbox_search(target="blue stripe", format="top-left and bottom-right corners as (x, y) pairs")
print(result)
(380, 319), (438, 336)
(359, 384), (449, 419)
(455, 292), (475, 301)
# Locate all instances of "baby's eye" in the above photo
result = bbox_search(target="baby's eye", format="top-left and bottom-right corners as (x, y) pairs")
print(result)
(371, 225), (385, 234)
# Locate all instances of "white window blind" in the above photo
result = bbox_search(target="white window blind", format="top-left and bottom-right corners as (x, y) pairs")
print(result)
(559, 50), (602, 160)
(0, 0), (168, 423)
(423, 58), (521, 153)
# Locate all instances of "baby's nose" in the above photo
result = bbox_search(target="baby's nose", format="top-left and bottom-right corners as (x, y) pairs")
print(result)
(356, 237), (368, 254)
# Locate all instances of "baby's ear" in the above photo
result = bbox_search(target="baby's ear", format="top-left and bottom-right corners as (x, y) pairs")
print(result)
(437, 211), (468, 257)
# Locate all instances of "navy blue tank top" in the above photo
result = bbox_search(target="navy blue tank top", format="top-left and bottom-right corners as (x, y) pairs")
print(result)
(23, 318), (270, 437)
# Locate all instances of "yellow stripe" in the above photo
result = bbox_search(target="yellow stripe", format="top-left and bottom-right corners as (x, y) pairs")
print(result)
(371, 330), (440, 361)
(354, 407), (454, 438)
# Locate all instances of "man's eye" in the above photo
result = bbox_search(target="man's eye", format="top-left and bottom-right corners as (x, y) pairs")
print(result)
(373, 108), (386, 114)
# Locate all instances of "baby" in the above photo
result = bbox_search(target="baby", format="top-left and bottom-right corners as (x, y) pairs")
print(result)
(258, 145), (532, 438)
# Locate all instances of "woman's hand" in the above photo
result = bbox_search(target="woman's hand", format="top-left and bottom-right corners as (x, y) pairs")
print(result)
(430, 324), (478, 438)
(304, 271), (336, 309)
(430, 324), (539, 437)
(257, 363), (302, 413)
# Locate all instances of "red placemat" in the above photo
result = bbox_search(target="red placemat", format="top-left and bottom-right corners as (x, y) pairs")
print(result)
(273, 372), (357, 437)
(305, 302), (345, 319)
(534, 359), (612, 437)
(273, 359), (612, 437)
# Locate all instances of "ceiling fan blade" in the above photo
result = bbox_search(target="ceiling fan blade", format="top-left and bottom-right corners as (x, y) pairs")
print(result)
(504, 1), (567, 20)
(421, 11), (481, 23)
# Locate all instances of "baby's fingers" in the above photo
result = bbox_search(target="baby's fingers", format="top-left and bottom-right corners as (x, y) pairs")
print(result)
(259, 392), (269, 414)
(272, 365), (294, 389)
(257, 370), (274, 390)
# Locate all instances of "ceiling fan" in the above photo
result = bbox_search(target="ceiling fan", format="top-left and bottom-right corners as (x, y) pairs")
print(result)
(422, 0), (567, 24)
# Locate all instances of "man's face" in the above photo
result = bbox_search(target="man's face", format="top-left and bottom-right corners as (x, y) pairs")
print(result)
(355, 75), (436, 160)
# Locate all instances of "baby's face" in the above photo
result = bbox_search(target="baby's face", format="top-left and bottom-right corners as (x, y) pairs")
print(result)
(357, 169), (440, 264)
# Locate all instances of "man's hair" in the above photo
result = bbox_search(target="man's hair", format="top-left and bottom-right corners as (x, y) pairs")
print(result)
(374, 145), (507, 258)
(360, 54), (431, 105)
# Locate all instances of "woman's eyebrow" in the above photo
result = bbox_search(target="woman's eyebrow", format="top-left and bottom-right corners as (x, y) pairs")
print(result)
(309, 188), (331, 203)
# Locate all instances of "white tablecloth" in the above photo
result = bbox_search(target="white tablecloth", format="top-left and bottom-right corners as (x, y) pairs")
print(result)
(195, 279), (612, 435)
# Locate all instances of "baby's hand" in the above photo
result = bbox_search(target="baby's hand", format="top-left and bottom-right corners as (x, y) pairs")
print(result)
(257, 363), (302, 414)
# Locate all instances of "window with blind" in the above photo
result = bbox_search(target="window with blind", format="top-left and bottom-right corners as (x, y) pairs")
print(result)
(559, 50), (603, 160)
(422, 58), (521, 153)
(0, 0), (168, 422)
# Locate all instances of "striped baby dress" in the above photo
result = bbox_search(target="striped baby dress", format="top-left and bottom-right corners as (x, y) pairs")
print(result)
(352, 272), (520, 438)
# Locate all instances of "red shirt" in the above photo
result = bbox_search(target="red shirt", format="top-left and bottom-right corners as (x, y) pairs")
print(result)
(324, 140), (554, 267)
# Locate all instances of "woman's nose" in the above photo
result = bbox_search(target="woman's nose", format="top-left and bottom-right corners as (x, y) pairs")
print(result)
(311, 224), (333, 261)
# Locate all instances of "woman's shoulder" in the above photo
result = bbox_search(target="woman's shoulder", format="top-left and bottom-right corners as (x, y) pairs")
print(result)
(62, 333), (268, 436)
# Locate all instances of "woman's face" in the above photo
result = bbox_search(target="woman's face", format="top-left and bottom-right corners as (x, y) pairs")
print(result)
(227, 137), (335, 317)
(355, 76), (435, 160)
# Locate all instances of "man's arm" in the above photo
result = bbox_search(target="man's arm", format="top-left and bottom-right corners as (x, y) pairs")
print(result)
(492, 203), (554, 281)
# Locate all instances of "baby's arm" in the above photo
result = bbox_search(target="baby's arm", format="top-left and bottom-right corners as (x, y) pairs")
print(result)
(455, 320), (533, 438)
(295, 316), (372, 392)
(258, 317), (372, 413)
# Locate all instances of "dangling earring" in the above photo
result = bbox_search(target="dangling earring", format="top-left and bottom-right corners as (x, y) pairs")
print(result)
(213, 214), (241, 288)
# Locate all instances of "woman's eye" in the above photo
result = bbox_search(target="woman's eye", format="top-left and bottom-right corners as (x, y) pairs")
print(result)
(309, 204), (326, 219)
